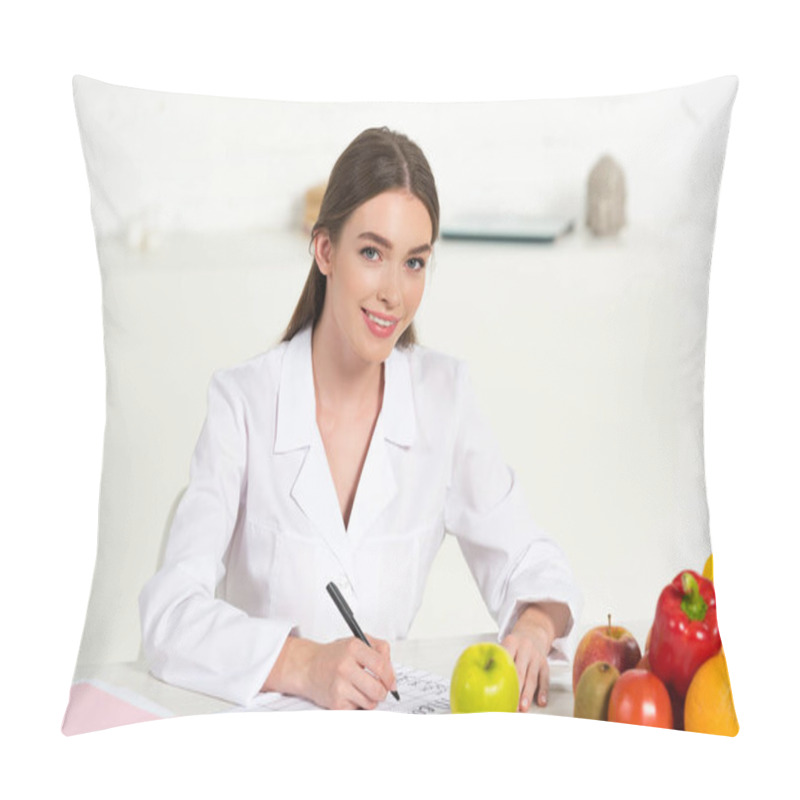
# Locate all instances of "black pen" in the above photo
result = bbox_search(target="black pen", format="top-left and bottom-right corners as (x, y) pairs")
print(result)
(325, 581), (400, 701)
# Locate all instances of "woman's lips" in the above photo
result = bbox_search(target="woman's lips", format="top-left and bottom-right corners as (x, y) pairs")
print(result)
(362, 308), (399, 338)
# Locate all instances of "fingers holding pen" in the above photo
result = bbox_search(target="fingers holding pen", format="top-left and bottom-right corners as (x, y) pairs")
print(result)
(366, 634), (398, 697)
(307, 637), (388, 709)
(324, 582), (399, 704)
(343, 636), (399, 708)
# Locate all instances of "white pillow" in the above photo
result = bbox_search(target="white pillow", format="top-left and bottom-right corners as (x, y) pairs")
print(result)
(65, 74), (737, 733)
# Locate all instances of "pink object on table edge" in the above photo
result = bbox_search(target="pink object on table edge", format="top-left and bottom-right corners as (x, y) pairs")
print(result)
(62, 681), (165, 736)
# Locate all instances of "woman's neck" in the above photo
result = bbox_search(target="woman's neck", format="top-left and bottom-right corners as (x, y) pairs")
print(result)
(310, 320), (384, 417)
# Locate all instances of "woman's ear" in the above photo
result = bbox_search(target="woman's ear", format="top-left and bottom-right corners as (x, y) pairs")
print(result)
(314, 230), (334, 276)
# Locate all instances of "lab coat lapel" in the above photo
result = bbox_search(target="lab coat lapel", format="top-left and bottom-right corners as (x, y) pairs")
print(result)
(274, 331), (417, 563)
(346, 346), (416, 545)
(274, 327), (351, 573)
(344, 413), (396, 545)
(291, 431), (349, 548)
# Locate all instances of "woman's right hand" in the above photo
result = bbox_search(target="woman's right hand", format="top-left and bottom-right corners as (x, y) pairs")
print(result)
(263, 634), (397, 710)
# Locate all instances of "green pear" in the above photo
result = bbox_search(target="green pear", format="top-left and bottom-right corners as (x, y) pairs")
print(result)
(573, 661), (620, 721)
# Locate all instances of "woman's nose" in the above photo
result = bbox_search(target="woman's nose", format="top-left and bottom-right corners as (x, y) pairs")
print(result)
(377, 263), (401, 306)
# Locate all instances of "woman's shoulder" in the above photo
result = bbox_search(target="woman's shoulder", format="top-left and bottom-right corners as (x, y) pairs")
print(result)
(402, 342), (469, 394)
(405, 341), (465, 370)
(208, 339), (290, 399)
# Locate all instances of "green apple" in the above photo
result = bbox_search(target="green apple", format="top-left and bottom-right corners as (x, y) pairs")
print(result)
(450, 642), (520, 713)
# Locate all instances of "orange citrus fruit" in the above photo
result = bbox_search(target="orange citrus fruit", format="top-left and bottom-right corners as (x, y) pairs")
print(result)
(684, 650), (738, 736)
(703, 554), (713, 581)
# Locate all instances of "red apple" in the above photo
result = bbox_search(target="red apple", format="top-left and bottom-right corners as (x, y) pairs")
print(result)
(572, 615), (642, 693)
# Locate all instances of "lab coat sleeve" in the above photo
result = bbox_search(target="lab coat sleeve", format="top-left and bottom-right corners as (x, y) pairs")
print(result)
(139, 371), (294, 705)
(444, 363), (583, 662)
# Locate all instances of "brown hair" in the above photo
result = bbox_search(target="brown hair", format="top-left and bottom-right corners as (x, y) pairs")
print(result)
(281, 127), (440, 348)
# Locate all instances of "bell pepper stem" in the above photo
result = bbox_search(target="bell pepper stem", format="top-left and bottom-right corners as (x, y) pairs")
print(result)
(680, 572), (708, 622)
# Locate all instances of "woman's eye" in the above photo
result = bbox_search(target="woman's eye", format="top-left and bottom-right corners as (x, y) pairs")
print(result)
(407, 257), (426, 271)
(361, 247), (380, 261)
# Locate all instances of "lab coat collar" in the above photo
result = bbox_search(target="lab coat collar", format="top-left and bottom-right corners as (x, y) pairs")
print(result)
(273, 325), (416, 454)
(274, 325), (416, 569)
(382, 341), (416, 448)
(273, 326), (316, 454)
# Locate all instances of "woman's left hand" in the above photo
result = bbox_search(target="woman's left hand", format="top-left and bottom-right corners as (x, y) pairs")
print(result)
(501, 602), (570, 712)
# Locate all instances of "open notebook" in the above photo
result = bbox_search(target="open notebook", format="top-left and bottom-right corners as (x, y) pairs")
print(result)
(243, 664), (451, 714)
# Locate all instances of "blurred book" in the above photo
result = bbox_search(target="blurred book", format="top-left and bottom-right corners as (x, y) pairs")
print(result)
(441, 214), (573, 243)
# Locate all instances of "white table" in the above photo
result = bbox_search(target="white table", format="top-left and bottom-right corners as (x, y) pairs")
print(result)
(73, 632), (576, 722)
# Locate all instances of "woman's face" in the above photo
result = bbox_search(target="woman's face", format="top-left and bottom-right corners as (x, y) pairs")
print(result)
(315, 189), (433, 365)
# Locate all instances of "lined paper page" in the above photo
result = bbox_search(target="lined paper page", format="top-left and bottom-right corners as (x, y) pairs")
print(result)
(243, 663), (450, 714)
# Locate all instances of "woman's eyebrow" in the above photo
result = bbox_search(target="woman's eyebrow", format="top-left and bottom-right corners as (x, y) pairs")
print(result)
(358, 231), (432, 254)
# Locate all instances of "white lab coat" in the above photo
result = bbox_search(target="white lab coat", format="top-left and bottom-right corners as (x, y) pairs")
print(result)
(139, 325), (581, 705)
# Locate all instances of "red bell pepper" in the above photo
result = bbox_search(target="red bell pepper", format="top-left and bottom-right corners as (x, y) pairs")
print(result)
(649, 570), (721, 700)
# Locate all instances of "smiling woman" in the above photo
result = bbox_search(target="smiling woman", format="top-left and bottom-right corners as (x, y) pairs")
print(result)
(309, 190), (431, 557)
(314, 190), (430, 359)
(138, 126), (581, 713)
(283, 127), (440, 349)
